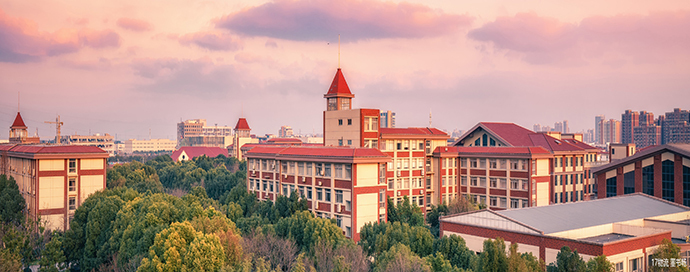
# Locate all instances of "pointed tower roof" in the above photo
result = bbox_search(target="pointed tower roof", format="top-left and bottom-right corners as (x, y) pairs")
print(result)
(235, 118), (251, 130)
(11, 112), (27, 128)
(324, 68), (354, 98)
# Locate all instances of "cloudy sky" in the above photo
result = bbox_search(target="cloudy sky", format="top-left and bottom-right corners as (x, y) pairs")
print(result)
(1, 0), (689, 141)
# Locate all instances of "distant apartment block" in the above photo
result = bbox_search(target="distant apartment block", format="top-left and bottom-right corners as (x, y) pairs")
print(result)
(61, 133), (115, 156)
(662, 108), (690, 144)
(595, 115), (605, 145)
(380, 110), (396, 128)
(124, 138), (176, 154)
(177, 119), (234, 148)
(279, 126), (294, 138)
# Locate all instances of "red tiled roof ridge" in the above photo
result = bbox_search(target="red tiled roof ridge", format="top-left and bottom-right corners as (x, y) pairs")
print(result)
(11, 112), (27, 128)
(235, 118), (250, 130)
(324, 68), (354, 97)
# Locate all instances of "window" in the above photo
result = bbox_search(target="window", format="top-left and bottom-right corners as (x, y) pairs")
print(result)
(479, 159), (486, 169)
(289, 162), (295, 174)
(328, 98), (337, 110)
(624, 171), (635, 194)
(490, 178), (497, 188)
(69, 197), (76, 210)
(347, 140), (352, 145)
(324, 164), (331, 177)
(69, 178), (76, 192)
(338, 119), (343, 125)
(511, 160), (519, 170)
(511, 179), (519, 189)
(461, 158), (467, 168)
(306, 163), (313, 176)
(317, 188), (323, 201)
(643, 165), (654, 196)
(345, 165), (352, 179)
(419, 142), (424, 150)
(388, 179), (394, 190)
(499, 178), (507, 189)
(325, 189), (331, 202)
(684, 166), (690, 206)
(335, 164), (343, 179)
(379, 189), (385, 207)
(662, 160), (675, 202)
(629, 257), (641, 272)
(364, 117), (379, 131)
(461, 176), (467, 186)
(403, 178), (410, 189)
(614, 262), (623, 272)
(307, 187), (312, 199)
(500, 197), (507, 208)
(338, 139), (343, 146)
(489, 159), (497, 169)
(606, 177), (617, 197)
(510, 198), (519, 209)
(347, 119), (352, 125)
(499, 159), (506, 169)
(403, 140), (409, 150)
(346, 200), (351, 211)
(470, 177), (478, 186)
(335, 190), (343, 203)
(470, 159), (478, 168)
(346, 226), (352, 237)
(298, 186), (305, 198)
(270, 182), (274, 192)
(68, 159), (77, 174)
(336, 215), (342, 227)
(298, 162), (305, 175)
(490, 196), (498, 207)
(316, 163), (323, 176)
(479, 177), (486, 187)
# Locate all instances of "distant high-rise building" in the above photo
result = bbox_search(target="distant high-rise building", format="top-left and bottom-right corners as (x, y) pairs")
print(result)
(279, 126), (294, 138)
(602, 119), (621, 144)
(662, 108), (690, 144)
(177, 119), (234, 148)
(595, 115), (605, 145)
(563, 120), (569, 133)
(621, 110), (639, 144)
(380, 110), (396, 128)
(633, 125), (661, 149)
(533, 124), (542, 132)
(583, 129), (595, 143)
(554, 122), (563, 133)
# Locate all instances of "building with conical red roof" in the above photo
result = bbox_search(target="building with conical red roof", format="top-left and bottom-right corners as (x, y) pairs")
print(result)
(229, 117), (259, 160)
(9, 112), (40, 144)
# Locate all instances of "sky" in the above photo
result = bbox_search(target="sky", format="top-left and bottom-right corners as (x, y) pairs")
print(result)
(1, 0), (689, 141)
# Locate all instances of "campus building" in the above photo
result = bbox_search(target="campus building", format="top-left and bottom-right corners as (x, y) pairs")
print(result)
(171, 146), (229, 162)
(123, 138), (177, 154)
(61, 133), (115, 156)
(440, 193), (690, 269)
(0, 144), (108, 230)
(228, 117), (259, 160)
(177, 119), (234, 148)
(593, 144), (690, 206)
(245, 145), (389, 241)
(9, 112), (40, 144)
(445, 122), (601, 209)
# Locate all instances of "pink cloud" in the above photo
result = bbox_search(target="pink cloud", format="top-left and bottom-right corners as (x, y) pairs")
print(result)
(215, 0), (473, 41)
(0, 9), (120, 63)
(116, 17), (152, 32)
(468, 11), (690, 64)
(178, 31), (242, 51)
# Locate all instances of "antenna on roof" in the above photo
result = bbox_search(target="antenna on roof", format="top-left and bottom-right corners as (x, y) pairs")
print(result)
(429, 109), (432, 127)
(17, 91), (20, 112)
(338, 34), (341, 69)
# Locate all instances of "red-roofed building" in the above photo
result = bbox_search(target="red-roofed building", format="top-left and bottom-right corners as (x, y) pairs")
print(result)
(379, 127), (449, 211)
(448, 122), (602, 208)
(0, 144), (108, 230)
(171, 146), (229, 162)
(229, 117), (259, 160)
(245, 146), (390, 241)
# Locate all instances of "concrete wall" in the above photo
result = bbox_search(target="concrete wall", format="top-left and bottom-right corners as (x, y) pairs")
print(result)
(324, 110), (361, 147)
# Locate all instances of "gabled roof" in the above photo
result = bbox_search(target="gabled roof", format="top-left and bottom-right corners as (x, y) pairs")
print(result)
(234, 118), (250, 130)
(454, 122), (597, 153)
(172, 146), (228, 162)
(324, 68), (354, 98)
(592, 144), (690, 174)
(380, 127), (449, 137)
(11, 112), (27, 128)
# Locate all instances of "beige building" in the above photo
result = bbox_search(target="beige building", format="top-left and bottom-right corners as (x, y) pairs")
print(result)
(124, 138), (176, 154)
(177, 119), (234, 148)
(228, 117), (259, 160)
(62, 133), (115, 156)
(0, 144), (108, 230)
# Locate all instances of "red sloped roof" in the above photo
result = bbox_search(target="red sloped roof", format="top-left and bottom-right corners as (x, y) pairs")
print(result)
(0, 144), (106, 154)
(380, 127), (449, 136)
(11, 112), (27, 128)
(267, 138), (303, 144)
(480, 122), (535, 146)
(172, 146), (228, 161)
(324, 68), (354, 97)
(528, 134), (589, 152)
(235, 118), (250, 130)
(247, 146), (388, 159)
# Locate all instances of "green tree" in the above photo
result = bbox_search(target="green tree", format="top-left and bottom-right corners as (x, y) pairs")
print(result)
(434, 234), (475, 270)
(373, 243), (431, 272)
(586, 255), (613, 272)
(479, 238), (508, 272)
(275, 211), (346, 252)
(189, 207), (243, 268)
(550, 246), (586, 272)
(138, 221), (225, 272)
(387, 196), (424, 227)
(39, 231), (66, 272)
(359, 221), (434, 257)
(0, 174), (26, 225)
(650, 239), (690, 272)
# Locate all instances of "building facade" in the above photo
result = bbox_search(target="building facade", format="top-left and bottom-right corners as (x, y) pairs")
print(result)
(380, 111), (396, 128)
(9, 112), (40, 144)
(245, 145), (389, 241)
(177, 119), (234, 148)
(124, 138), (176, 154)
(662, 108), (690, 145)
(593, 144), (690, 206)
(61, 133), (115, 156)
(0, 144), (108, 230)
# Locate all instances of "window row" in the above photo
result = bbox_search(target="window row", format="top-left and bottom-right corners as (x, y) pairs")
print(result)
(249, 159), (352, 179)
(463, 176), (528, 191)
(382, 139), (427, 151)
(393, 196), (425, 207)
(462, 158), (529, 171)
(554, 173), (584, 186)
(554, 156), (584, 168)
(469, 194), (528, 209)
(248, 179), (351, 209)
(554, 190), (584, 203)
(388, 158), (425, 170)
(388, 178), (425, 190)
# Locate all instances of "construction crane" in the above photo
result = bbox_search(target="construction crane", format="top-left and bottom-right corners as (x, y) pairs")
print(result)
(45, 115), (63, 144)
